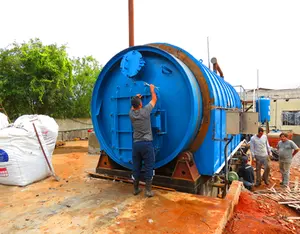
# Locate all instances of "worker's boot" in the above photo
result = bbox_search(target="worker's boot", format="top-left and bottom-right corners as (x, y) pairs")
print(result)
(133, 180), (141, 195)
(145, 180), (154, 197)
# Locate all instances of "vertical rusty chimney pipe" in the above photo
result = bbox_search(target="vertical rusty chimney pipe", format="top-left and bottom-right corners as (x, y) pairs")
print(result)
(128, 0), (134, 47)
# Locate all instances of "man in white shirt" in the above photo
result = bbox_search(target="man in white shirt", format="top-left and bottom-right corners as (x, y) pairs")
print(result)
(250, 127), (271, 186)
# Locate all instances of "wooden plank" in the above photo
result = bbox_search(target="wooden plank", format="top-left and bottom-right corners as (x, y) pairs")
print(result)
(86, 170), (177, 191)
(294, 177), (299, 192)
(278, 201), (300, 204)
(262, 194), (278, 202)
(270, 183), (276, 189)
(271, 195), (280, 201)
(286, 217), (300, 220)
(254, 190), (271, 194)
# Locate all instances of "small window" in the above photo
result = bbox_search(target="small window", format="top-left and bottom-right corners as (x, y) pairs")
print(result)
(282, 111), (300, 125)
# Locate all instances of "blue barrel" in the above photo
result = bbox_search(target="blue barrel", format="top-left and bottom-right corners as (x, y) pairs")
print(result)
(256, 97), (271, 123)
(91, 43), (241, 176)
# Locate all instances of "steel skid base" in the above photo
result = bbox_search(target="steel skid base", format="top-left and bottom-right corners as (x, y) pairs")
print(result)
(92, 151), (207, 194)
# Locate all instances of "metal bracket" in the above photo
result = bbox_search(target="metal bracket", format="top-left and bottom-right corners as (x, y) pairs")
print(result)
(211, 106), (240, 111)
(96, 151), (119, 169)
(172, 152), (200, 182)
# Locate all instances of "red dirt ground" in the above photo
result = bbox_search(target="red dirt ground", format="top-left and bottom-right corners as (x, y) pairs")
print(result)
(224, 160), (300, 234)
(0, 141), (238, 234)
(2, 140), (300, 233)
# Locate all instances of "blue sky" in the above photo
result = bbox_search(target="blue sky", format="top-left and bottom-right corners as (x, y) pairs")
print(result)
(1, 0), (299, 89)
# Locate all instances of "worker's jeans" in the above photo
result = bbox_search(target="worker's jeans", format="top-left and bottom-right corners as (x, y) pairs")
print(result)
(255, 155), (270, 184)
(239, 178), (253, 190)
(132, 141), (155, 181)
(279, 161), (291, 186)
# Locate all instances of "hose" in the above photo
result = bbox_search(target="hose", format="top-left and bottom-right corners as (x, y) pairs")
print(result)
(224, 135), (234, 194)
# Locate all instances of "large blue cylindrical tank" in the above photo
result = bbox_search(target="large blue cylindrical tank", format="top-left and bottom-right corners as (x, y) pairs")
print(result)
(91, 43), (241, 176)
(256, 97), (271, 123)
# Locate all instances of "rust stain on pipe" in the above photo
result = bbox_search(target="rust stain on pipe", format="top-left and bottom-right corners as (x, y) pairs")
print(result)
(128, 0), (134, 47)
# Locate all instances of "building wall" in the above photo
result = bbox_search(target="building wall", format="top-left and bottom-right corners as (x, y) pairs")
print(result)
(240, 89), (300, 134)
(54, 118), (93, 141)
(55, 118), (92, 131)
(270, 99), (300, 133)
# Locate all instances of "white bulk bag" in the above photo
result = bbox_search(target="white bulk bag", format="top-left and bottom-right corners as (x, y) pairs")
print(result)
(0, 112), (8, 130)
(14, 115), (59, 155)
(0, 126), (53, 186)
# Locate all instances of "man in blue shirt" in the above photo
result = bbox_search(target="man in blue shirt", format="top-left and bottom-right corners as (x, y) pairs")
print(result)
(129, 84), (157, 197)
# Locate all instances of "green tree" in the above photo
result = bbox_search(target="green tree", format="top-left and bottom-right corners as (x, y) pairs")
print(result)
(70, 56), (102, 118)
(0, 38), (73, 119)
(0, 38), (102, 119)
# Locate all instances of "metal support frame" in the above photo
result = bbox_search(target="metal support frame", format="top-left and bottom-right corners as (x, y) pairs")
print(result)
(233, 85), (247, 112)
(94, 150), (202, 194)
(96, 151), (120, 169)
(245, 104), (253, 112)
(211, 106), (240, 111)
(172, 152), (200, 181)
(266, 121), (270, 134)
(215, 139), (246, 174)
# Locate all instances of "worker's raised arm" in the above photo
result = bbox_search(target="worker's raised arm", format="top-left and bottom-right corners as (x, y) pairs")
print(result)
(149, 84), (157, 108)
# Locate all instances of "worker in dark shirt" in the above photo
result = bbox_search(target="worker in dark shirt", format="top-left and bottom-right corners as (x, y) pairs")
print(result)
(129, 84), (157, 197)
(238, 155), (255, 190)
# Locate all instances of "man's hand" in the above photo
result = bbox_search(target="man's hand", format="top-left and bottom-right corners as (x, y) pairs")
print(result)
(136, 94), (142, 99)
(292, 149), (299, 157)
(149, 84), (157, 107)
(150, 84), (155, 93)
(251, 155), (256, 167)
(267, 151), (272, 161)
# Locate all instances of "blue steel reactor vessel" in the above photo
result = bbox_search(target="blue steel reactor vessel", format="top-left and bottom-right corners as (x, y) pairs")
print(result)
(91, 43), (242, 193)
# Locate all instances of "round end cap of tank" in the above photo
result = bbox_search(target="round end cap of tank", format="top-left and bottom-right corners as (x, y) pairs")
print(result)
(120, 50), (145, 78)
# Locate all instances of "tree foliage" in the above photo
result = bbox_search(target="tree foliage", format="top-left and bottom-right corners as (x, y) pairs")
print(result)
(0, 38), (101, 119)
(70, 56), (101, 118)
